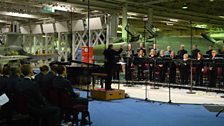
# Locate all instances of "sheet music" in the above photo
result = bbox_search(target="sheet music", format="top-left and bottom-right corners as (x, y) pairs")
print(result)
(0, 93), (9, 106)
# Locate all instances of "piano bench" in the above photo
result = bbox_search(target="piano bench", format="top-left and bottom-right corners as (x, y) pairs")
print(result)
(91, 73), (108, 89)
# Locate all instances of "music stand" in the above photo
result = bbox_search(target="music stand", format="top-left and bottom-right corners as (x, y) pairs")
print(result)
(134, 57), (149, 100)
(117, 61), (126, 89)
(187, 59), (196, 94)
(150, 57), (159, 89)
(163, 57), (173, 103)
(216, 108), (224, 117)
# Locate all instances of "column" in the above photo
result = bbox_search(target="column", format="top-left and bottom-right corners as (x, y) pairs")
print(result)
(111, 13), (118, 38)
(107, 13), (118, 44)
(147, 8), (153, 25)
(122, 3), (127, 41)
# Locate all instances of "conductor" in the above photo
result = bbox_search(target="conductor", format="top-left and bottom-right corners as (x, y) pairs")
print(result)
(103, 44), (123, 90)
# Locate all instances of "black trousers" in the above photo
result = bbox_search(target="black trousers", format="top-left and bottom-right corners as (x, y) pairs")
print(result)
(29, 105), (60, 126)
(180, 70), (189, 84)
(149, 65), (155, 81)
(64, 97), (89, 122)
(105, 63), (114, 90)
(208, 68), (217, 87)
(137, 65), (144, 80)
(169, 69), (176, 84)
(195, 69), (203, 86)
(158, 66), (166, 82)
(125, 63), (132, 80)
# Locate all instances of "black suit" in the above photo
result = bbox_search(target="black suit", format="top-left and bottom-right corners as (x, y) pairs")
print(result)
(134, 56), (145, 80)
(157, 56), (167, 83)
(41, 72), (56, 98)
(34, 72), (48, 97)
(208, 58), (217, 87)
(34, 73), (44, 88)
(52, 76), (88, 122)
(179, 60), (190, 84)
(191, 49), (200, 59)
(103, 48), (123, 90)
(0, 75), (13, 125)
(52, 76), (79, 99)
(0, 75), (9, 94)
(16, 77), (60, 126)
(177, 49), (187, 59)
(0, 75), (5, 94)
(8, 74), (21, 95)
(206, 49), (212, 58)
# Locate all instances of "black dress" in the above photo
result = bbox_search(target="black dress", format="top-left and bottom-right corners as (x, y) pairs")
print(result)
(179, 59), (190, 84)
(195, 59), (204, 86)
(157, 56), (167, 83)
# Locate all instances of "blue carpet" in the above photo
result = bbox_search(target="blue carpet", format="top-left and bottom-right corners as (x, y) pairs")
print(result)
(89, 99), (224, 126)
(76, 90), (224, 126)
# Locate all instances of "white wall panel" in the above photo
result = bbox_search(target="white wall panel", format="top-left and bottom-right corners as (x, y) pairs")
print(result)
(72, 20), (84, 31)
(43, 23), (54, 33)
(31, 25), (42, 34)
(55, 21), (68, 33)
(20, 26), (30, 34)
(86, 17), (102, 30)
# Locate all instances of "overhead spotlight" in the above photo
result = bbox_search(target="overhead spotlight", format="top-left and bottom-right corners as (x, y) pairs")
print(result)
(182, 3), (188, 9)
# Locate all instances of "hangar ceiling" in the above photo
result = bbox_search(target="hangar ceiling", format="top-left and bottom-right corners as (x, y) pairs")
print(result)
(0, 0), (224, 34)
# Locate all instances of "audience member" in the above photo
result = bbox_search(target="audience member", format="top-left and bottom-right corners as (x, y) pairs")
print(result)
(53, 65), (89, 125)
(16, 64), (60, 126)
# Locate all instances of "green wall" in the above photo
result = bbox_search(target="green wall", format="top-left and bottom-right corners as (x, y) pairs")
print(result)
(150, 36), (221, 54)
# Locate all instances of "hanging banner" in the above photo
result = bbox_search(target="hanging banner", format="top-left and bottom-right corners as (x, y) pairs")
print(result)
(82, 46), (93, 63)
(76, 47), (82, 62)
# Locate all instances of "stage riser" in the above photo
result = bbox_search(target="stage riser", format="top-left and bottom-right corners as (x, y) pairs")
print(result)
(91, 89), (125, 100)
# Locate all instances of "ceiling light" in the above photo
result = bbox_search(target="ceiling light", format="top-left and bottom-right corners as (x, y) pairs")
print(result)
(210, 0), (214, 2)
(182, 3), (188, 9)
(0, 20), (8, 23)
(0, 11), (39, 19)
(127, 12), (138, 16)
(166, 23), (173, 26)
(92, 10), (100, 13)
(193, 24), (207, 29)
(219, 16), (224, 18)
(169, 19), (178, 22)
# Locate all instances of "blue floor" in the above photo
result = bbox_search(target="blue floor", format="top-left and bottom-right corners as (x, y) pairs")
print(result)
(76, 90), (224, 126)
(88, 99), (224, 126)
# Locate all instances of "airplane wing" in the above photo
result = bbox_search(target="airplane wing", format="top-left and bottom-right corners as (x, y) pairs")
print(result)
(28, 54), (59, 62)
(201, 33), (217, 43)
(0, 55), (29, 61)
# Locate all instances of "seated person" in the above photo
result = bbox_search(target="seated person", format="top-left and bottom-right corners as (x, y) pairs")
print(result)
(41, 64), (57, 99)
(52, 65), (89, 124)
(8, 67), (22, 95)
(0, 64), (10, 94)
(16, 64), (60, 126)
(34, 65), (49, 97)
